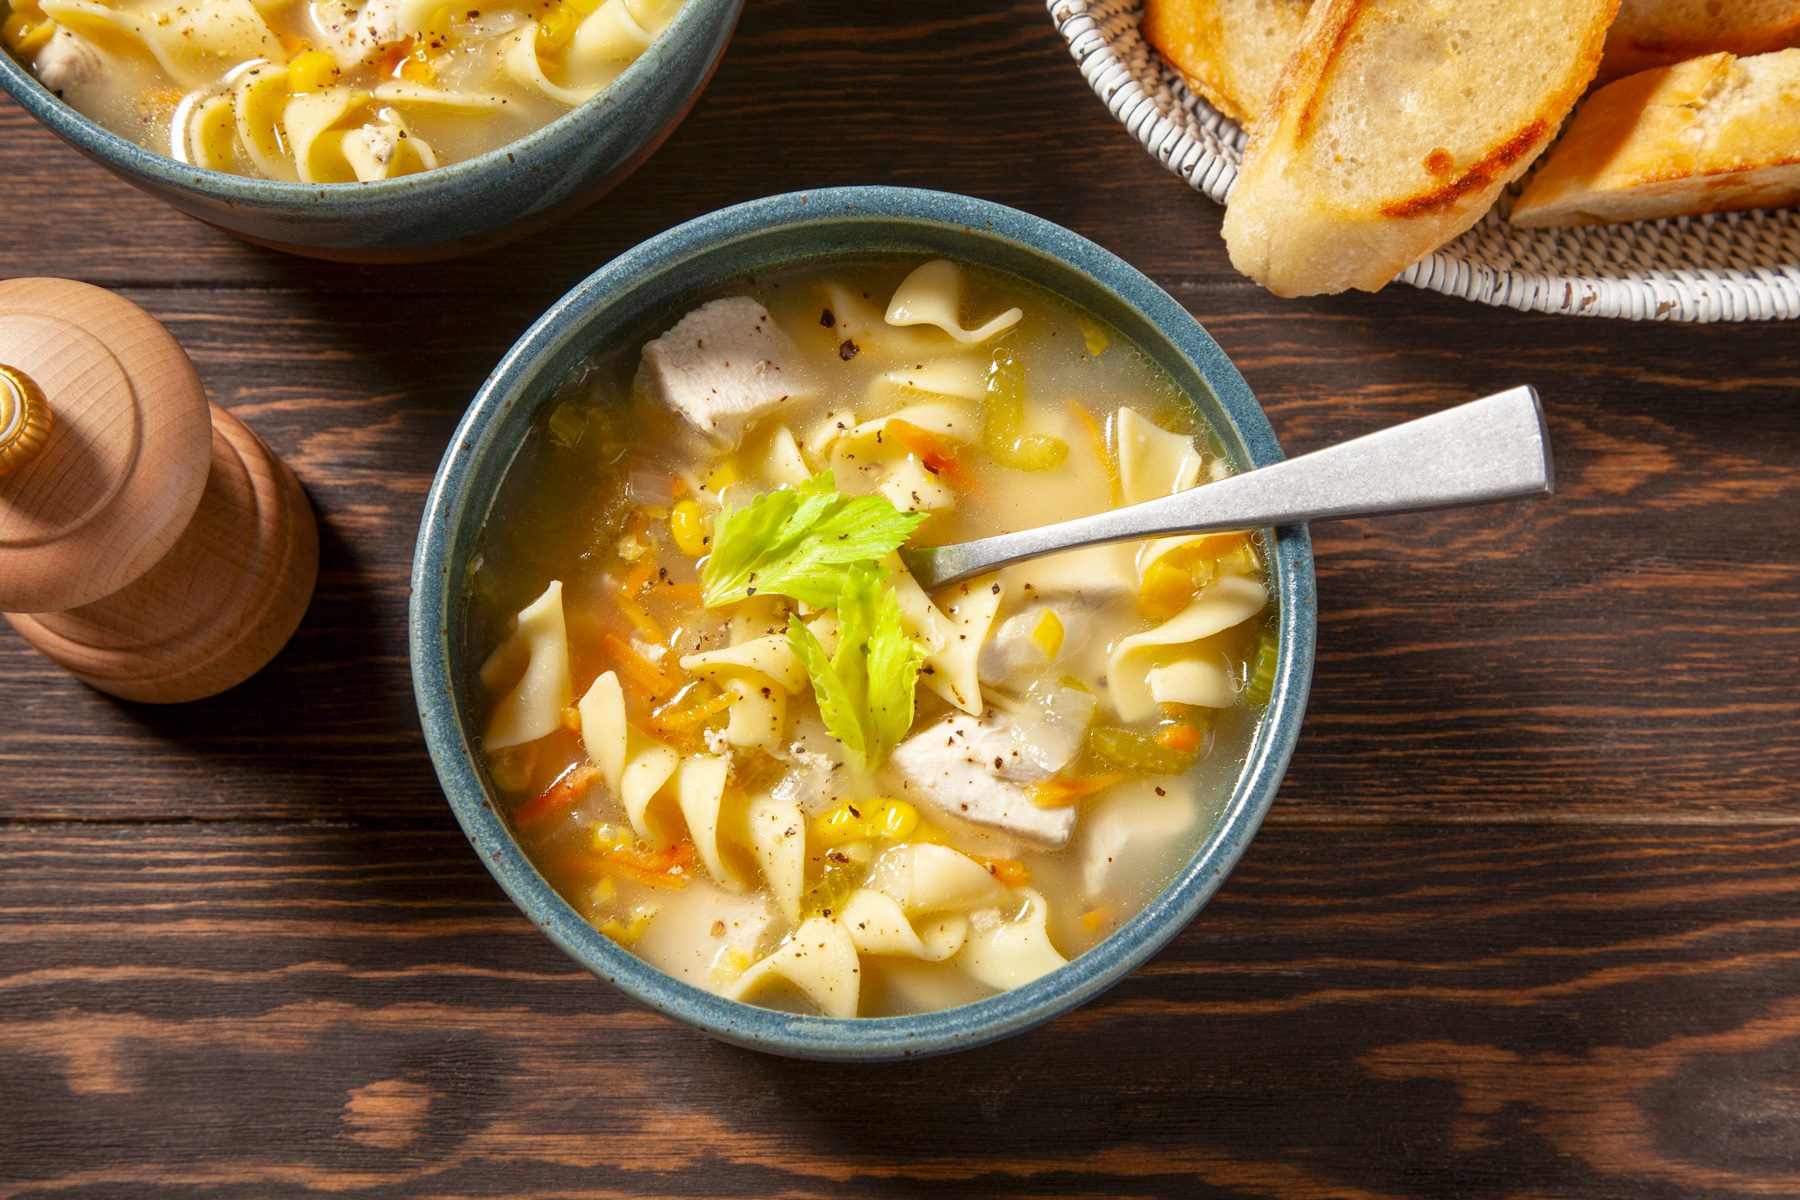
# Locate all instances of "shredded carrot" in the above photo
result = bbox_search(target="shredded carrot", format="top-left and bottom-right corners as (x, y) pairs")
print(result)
(602, 632), (673, 700)
(972, 855), (1032, 887)
(378, 36), (413, 77)
(659, 582), (703, 603)
(1156, 723), (1202, 754)
(611, 550), (666, 640)
(619, 555), (657, 597)
(553, 842), (695, 891)
(1068, 401), (1120, 506)
(513, 763), (600, 829)
(614, 593), (665, 642)
(558, 704), (581, 733)
(670, 475), (690, 499)
(1080, 904), (1116, 933)
(887, 418), (974, 488)
(657, 688), (735, 729)
(1029, 773), (1125, 808)
(595, 841), (696, 890)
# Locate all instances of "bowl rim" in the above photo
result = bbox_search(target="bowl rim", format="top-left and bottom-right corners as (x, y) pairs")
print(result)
(0, 0), (740, 211)
(410, 185), (1317, 1060)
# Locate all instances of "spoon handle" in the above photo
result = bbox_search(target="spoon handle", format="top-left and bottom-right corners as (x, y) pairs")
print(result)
(902, 385), (1555, 591)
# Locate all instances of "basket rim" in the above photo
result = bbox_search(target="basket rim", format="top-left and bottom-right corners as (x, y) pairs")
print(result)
(1047, 0), (1800, 323)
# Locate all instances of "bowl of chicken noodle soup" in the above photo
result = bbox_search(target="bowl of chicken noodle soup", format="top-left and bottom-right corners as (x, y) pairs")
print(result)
(0, 0), (740, 258)
(413, 187), (1316, 1058)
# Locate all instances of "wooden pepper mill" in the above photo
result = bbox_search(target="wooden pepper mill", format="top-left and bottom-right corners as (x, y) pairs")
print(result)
(0, 278), (318, 703)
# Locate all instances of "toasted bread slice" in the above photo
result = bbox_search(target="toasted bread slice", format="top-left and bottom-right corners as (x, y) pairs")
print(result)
(1221, 0), (1620, 296)
(1142, 0), (1312, 125)
(1599, 0), (1800, 82)
(1511, 49), (1800, 227)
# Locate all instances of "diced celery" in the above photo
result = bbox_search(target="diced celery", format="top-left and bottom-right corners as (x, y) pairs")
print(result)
(546, 400), (589, 449)
(1242, 627), (1279, 708)
(1086, 725), (1195, 776)
(984, 348), (1068, 471)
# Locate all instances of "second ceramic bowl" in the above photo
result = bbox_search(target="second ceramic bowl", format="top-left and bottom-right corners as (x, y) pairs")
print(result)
(0, 0), (742, 261)
(412, 186), (1317, 1058)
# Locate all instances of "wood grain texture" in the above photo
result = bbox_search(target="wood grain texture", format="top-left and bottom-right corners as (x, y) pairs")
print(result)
(4, 822), (1800, 1198)
(0, 278), (214, 612)
(1, 0), (1797, 1196)
(9, 405), (320, 702)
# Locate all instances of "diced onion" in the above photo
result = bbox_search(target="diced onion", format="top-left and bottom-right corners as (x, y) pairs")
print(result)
(626, 461), (676, 509)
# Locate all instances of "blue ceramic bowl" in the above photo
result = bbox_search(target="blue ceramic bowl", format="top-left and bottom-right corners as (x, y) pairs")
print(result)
(0, 0), (740, 261)
(412, 187), (1317, 1059)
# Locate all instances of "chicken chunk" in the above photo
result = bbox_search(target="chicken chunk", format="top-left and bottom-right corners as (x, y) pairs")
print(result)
(315, 0), (405, 72)
(887, 711), (1077, 847)
(637, 297), (811, 445)
(35, 29), (100, 94)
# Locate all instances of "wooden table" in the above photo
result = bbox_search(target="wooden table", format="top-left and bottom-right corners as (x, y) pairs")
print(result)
(4, 4), (1798, 1196)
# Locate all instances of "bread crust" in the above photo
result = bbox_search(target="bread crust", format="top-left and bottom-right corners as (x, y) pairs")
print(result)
(1598, 0), (1800, 82)
(1223, 0), (1619, 296)
(1511, 49), (1800, 227)
(1142, 0), (1312, 125)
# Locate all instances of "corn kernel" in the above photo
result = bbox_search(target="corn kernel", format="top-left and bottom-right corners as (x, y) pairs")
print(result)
(1077, 316), (1110, 357)
(536, 4), (577, 51)
(600, 911), (653, 947)
(3, 12), (52, 55)
(1028, 608), (1064, 661)
(704, 459), (739, 492)
(286, 49), (339, 92)
(878, 799), (919, 841)
(670, 499), (708, 557)
(398, 46), (434, 83)
(709, 945), (752, 986)
(591, 823), (631, 850)
(811, 798), (920, 848)
(1138, 556), (1196, 620)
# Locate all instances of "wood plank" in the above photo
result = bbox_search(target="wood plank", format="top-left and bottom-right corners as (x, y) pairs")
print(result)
(3, 821), (1798, 1198)
(0, 289), (1792, 823)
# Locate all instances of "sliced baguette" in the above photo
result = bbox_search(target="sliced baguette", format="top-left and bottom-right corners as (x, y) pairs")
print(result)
(1511, 49), (1800, 227)
(1599, 0), (1800, 82)
(1222, 0), (1619, 297)
(1142, 0), (1312, 126)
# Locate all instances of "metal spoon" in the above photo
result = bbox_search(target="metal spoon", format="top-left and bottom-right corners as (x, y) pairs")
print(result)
(901, 385), (1555, 591)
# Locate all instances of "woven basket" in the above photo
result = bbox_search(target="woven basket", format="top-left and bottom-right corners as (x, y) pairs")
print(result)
(1049, 0), (1800, 322)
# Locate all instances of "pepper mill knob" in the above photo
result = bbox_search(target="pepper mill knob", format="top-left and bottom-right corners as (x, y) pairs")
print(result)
(0, 363), (53, 476)
(0, 278), (318, 703)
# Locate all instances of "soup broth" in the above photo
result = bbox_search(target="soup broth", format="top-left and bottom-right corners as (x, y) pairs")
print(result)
(466, 257), (1276, 1018)
(3, 0), (680, 181)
